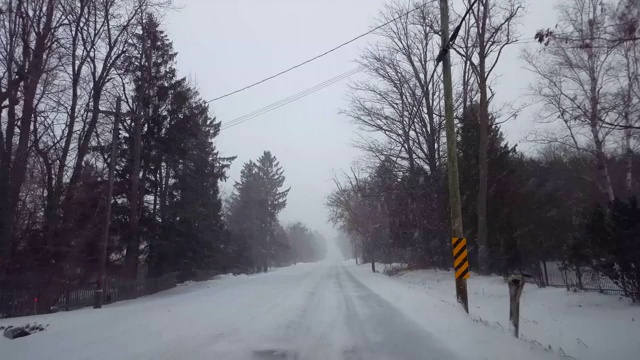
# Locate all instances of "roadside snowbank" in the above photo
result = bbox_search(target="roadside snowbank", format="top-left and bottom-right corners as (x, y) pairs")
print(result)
(0, 263), (321, 359)
(349, 261), (640, 360)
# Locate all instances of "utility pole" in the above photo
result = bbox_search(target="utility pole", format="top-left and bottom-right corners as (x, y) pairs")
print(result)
(94, 97), (122, 309)
(439, 0), (469, 313)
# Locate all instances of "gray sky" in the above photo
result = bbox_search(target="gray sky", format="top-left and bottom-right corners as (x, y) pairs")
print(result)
(165, 0), (557, 238)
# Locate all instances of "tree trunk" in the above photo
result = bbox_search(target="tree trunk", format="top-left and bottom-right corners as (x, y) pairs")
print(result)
(70, 88), (103, 185)
(591, 127), (615, 202)
(586, 6), (615, 203)
(588, 86), (614, 203)
(623, 43), (635, 196)
(624, 127), (633, 195)
(371, 241), (376, 273)
(476, 0), (490, 274)
(1, 0), (56, 272)
(477, 84), (489, 274)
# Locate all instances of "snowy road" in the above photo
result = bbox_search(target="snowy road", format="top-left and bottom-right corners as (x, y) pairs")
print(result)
(1, 261), (557, 360)
(232, 262), (458, 360)
(151, 262), (458, 359)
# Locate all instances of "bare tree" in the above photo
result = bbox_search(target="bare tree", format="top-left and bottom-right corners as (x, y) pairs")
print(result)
(344, 0), (445, 176)
(70, 0), (149, 186)
(0, 0), (163, 281)
(0, 0), (62, 272)
(524, 0), (621, 203)
(611, 0), (639, 194)
(327, 167), (389, 272)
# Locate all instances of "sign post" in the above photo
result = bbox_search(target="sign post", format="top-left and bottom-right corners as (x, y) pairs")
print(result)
(452, 237), (470, 313)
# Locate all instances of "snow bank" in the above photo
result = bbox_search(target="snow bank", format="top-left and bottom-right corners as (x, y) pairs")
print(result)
(349, 261), (640, 360)
(0, 263), (322, 360)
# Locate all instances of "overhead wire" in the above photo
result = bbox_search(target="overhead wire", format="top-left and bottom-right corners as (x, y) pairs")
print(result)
(207, 2), (430, 103)
(217, 0), (640, 131)
(220, 67), (363, 131)
(219, 0), (477, 131)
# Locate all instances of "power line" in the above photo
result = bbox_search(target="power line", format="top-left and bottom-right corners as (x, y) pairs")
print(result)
(218, 0), (640, 131)
(220, 67), (363, 131)
(220, 67), (362, 130)
(436, 0), (478, 64)
(210, 4), (640, 103)
(219, 0), (475, 131)
(421, 0), (478, 103)
(208, 2), (430, 103)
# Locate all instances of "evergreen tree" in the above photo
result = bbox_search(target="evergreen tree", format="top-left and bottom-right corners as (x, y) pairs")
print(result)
(171, 99), (229, 279)
(117, 13), (180, 279)
(579, 197), (640, 300)
(117, 13), (231, 280)
(227, 151), (289, 272)
(227, 160), (262, 271)
(458, 104), (520, 274)
(256, 151), (290, 270)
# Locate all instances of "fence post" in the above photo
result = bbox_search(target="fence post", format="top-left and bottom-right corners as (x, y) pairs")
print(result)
(65, 288), (70, 311)
(561, 262), (570, 291)
(542, 261), (549, 287)
(508, 274), (530, 338)
(576, 266), (583, 290)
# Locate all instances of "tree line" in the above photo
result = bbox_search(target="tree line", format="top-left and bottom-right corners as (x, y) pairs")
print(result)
(0, 0), (324, 311)
(328, 0), (640, 301)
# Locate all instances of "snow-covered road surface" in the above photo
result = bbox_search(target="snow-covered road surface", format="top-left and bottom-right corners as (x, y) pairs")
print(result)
(1, 261), (556, 360)
(228, 262), (459, 360)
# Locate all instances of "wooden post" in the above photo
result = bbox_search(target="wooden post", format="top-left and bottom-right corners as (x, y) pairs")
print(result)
(94, 97), (121, 309)
(542, 260), (549, 287)
(439, 0), (468, 313)
(508, 275), (527, 338)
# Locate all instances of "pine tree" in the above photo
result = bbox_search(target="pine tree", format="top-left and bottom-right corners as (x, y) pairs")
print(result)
(227, 152), (289, 272)
(118, 13), (179, 279)
(171, 99), (228, 279)
(256, 151), (290, 270)
(227, 161), (263, 272)
(117, 13), (231, 280)
(458, 103), (520, 274)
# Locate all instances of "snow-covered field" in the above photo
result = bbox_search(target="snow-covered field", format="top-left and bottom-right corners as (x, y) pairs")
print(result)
(358, 263), (640, 360)
(1, 260), (635, 360)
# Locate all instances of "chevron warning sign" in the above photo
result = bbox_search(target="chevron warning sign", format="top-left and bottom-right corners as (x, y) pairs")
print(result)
(452, 237), (470, 279)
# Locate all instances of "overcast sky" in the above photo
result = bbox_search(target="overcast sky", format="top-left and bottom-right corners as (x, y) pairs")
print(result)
(165, 0), (557, 239)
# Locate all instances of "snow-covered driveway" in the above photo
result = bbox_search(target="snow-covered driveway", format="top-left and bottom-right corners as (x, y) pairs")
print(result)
(1, 262), (555, 360)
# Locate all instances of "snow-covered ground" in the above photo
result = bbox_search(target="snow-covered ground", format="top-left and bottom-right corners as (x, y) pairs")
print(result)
(1, 259), (629, 360)
(356, 263), (640, 360)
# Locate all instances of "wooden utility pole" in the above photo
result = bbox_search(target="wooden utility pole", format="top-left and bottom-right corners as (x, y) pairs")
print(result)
(94, 97), (122, 309)
(439, 0), (469, 313)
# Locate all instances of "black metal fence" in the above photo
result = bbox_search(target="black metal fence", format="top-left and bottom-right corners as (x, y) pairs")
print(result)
(0, 272), (178, 319)
(539, 261), (625, 295)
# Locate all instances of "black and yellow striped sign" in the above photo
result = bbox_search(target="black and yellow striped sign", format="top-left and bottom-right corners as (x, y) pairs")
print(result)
(452, 237), (470, 279)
